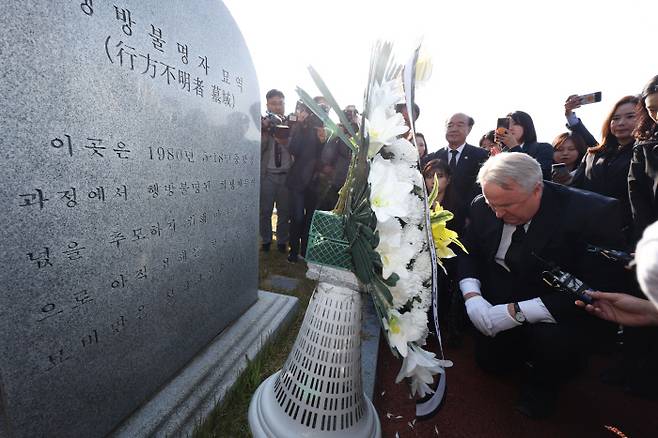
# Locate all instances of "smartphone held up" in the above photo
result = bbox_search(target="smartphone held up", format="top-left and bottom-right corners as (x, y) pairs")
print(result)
(577, 91), (602, 106)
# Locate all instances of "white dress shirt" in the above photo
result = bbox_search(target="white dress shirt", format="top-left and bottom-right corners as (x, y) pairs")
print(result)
(446, 143), (466, 164)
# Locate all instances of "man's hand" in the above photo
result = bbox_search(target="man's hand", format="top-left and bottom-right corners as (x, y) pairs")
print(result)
(487, 304), (521, 336)
(576, 291), (658, 327)
(564, 94), (581, 117)
(465, 295), (493, 336)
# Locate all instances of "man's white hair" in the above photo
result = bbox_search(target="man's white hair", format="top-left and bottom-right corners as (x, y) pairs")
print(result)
(636, 220), (658, 306)
(477, 152), (542, 192)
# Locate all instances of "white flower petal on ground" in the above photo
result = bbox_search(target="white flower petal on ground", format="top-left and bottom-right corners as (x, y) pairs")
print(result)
(369, 155), (414, 223)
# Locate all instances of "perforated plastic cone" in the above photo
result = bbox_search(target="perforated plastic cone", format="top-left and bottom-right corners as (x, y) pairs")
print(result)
(249, 277), (381, 437)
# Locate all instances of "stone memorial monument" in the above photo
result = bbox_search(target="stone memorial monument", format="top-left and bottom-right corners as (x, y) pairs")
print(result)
(0, 1), (297, 437)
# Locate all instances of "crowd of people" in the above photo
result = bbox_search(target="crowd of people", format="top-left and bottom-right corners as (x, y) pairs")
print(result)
(259, 74), (658, 419)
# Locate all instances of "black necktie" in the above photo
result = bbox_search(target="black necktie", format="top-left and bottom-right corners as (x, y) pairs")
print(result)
(449, 149), (458, 170)
(274, 142), (282, 168)
(504, 225), (526, 273)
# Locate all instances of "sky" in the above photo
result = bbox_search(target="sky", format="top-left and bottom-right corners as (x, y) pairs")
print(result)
(224, 0), (656, 153)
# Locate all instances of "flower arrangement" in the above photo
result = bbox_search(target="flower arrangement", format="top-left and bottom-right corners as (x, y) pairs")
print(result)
(300, 42), (462, 407)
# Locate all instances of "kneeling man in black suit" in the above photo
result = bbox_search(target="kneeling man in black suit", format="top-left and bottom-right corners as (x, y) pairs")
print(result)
(458, 152), (629, 418)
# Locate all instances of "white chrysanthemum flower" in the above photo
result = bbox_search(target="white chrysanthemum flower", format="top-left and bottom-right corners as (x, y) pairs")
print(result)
(402, 222), (425, 254)
(412, 248), (432, 277)
(383, 309), (427, 357)
(395, 343), (452, 397)
(389, 277), (418, 307)
(386, 137), (419, 166)
(376, 217), (403, 248)
(401, 194), (425, 224)
(410, 250), (433, 306)
(369, 155), (413, 223)
(367, 107), (408, 158)
(389, 268), (424, 307)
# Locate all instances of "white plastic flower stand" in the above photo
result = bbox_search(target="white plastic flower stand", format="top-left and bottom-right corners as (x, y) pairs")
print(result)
(249, 264), (381, 437)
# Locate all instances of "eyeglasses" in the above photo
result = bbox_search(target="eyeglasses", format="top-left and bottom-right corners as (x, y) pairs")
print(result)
(486, 190), (534, 212)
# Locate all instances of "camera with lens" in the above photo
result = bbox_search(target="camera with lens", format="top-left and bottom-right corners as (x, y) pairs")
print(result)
(262, 111), (290, 139)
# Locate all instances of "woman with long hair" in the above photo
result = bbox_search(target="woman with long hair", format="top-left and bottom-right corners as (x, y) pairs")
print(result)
(494, 110), (554, 180)
(567, 95), (639, 240)
(551, 132), (587, 184)
(629, 75), (658, 240)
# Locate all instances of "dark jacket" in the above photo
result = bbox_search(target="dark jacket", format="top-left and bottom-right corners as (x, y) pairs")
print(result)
(568, 120), (635, 239)
(628, 137), (658, 239)
(458, 182), (629, 322)
(425, 143), (489, 209)
(508, 142), (554, 181)
(320, 136), (352, 189)
(286, 122), (324, 191)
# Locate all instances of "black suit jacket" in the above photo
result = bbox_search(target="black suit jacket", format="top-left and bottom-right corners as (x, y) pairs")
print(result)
(285, 122), (323, 191)
(508, 141), (554, 181)
(628, 138), (658, 241)
(458, 182), (630, 322)
(426, 144), (489, 208)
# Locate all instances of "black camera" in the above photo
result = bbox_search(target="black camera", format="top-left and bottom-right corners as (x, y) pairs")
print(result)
(262, 111), (290, 139)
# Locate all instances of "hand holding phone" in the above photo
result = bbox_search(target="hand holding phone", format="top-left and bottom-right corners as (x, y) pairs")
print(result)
(565, 92), (602, 117)
(551, 163), (572, 184)
(577, 91), (602, 106)
(494, 117), (517, 150)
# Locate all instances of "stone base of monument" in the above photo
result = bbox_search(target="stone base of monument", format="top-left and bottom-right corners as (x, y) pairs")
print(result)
(109, 290), (298, 438)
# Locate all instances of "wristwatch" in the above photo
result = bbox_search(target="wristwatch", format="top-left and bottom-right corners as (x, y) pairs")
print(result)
(513, 302), (527, 324)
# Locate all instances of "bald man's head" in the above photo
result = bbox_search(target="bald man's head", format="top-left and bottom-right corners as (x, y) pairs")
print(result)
(445, 113), (474, 148)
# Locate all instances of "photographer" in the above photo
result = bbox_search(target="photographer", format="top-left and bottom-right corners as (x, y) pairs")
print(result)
(286, 98), (328, 263)
(260, 89), (292, 253)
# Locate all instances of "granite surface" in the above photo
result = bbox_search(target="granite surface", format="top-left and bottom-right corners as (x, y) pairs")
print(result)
(0, 1), (260, 437)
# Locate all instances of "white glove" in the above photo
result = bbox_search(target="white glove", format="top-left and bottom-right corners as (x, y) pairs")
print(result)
(465, 295), (493, 336)
(488, 304), (521, 337)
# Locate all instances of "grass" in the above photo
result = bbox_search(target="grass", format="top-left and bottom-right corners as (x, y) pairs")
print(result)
(193, 239), (317, 438)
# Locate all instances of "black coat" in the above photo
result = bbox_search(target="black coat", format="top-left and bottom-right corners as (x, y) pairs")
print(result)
(629, 138), (658, 239)
(425, 144), (489, 209)
(285, 123), (323, 191)
(567, 118), (635, 239)
(458, 182), (629, 322)
(508, 141), (554, 181)
(570, 144), (634, 238)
